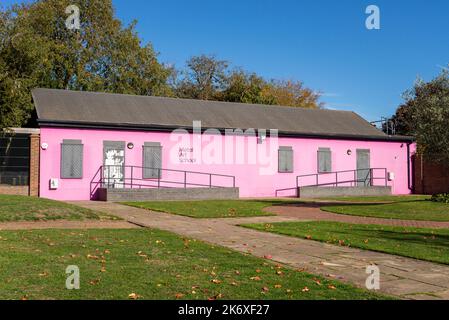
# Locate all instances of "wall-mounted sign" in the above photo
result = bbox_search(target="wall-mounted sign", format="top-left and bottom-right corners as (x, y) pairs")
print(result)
(178, 147), (196, 164)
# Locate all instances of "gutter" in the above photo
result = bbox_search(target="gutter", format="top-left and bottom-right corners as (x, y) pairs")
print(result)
(37, 119), (415, 143)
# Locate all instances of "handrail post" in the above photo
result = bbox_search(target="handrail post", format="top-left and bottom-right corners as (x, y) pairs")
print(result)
(131, 166), (133, 189)
(316, 174), (318, 186)
(335, 172), (338, 187)
(233, 176), (236, 188)
(354, 170), (357, 187)
(184, 171), (187, 189)
(108, 165), (111, 189)
(209, 174), (212, 188)
(158, 169), (161, 189)
(385, 168), (388, 186)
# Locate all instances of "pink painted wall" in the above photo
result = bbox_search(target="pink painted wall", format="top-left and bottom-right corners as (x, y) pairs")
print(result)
(39, 127), (415, 200)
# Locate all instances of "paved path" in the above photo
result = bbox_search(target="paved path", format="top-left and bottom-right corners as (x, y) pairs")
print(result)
(71, 201), (449, 300)
(266, 203), (449, 229)
(0, 220), (138, 231)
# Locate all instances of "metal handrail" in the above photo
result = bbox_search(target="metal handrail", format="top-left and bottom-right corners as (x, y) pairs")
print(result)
(296, 168), (388, 189)
(90, 165), (236, 199)
(275, 168), (388, 198)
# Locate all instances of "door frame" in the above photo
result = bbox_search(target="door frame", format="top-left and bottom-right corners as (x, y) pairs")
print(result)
(103, 141), (126, 188)
(356, 149), (371, 187)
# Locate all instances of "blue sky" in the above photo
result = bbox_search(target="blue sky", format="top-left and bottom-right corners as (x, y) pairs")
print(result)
(3, 0), (449, 121)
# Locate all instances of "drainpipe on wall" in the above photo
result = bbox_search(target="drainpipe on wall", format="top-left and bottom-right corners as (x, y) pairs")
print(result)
(406, 142), (413, 192)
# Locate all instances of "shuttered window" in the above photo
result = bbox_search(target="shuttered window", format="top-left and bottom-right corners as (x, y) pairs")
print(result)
(318, 148), (332, 173)
(278, 146), (293, 173)
(143, 142), (162, 179)
(61, 140), (83, 179)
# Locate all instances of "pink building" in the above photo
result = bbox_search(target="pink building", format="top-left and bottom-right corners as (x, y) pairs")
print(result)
(32, 89), (415, 201)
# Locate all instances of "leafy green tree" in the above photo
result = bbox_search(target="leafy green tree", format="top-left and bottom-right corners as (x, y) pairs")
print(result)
(0, 0), (172, 129)
(260, 80), (322, 109)
(402, 69), (449, 162)
(386, 104), (413, 135)
(221, 69), (276, 105)
(175, 54), (228, 100)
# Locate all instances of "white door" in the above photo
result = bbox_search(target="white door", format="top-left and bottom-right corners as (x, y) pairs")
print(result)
(103, 141), (125, 189)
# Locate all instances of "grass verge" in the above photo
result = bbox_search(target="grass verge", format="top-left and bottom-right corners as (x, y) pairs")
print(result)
(243, 221), (449, 265)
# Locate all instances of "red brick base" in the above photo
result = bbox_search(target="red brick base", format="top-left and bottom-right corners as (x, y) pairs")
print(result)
(0, 185), (29, 196)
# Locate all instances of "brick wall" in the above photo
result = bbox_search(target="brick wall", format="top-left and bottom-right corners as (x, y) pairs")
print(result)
(0, 185), (29, 196)
(29, 134), (40, 196)
(413, 154), (449, 195)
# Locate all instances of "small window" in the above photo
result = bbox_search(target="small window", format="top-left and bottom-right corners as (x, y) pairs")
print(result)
(61, 140), (83, 179)
(278, 146), (293, 173)
(143, 142), (162, 178)
(318, 148), (332, 173)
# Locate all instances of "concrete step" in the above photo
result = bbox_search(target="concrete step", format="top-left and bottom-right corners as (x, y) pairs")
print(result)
(298, 186), (392, 198)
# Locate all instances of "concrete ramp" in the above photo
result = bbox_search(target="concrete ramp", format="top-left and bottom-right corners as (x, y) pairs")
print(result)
(97, 187), (239, 202)
(298, 186), (392, 198)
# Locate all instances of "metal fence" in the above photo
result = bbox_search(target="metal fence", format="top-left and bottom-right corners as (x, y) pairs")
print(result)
(0, 134), (30, 186)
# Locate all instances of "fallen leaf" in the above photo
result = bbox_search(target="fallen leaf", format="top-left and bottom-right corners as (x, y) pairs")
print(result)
(89, 279), (101, 286)
(263, 255), (273, 260)
(328, 285), (337, 290)
(175, 293), (184, 299)
(262, 287), (269, 292)
(128, 293), (141, 300)
(211, 279), (222, 284)
(305, 235), (312, 240)
(274, 284), (282, 289)
(250, 276), (262, 281)
(302, 287), (310, 292)
(256, 269), (261, 273)
(86, 254), (99, 260)
(38, 272), (48, 277)
(208, 293), (223, 300)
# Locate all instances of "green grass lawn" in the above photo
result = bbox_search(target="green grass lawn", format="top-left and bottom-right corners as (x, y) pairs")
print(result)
(314, 195), (430, 203)
(0, 228), (386, 300)
(243, 221), (449, 265)
(121, 200), (300, 218)
(320, 196), (449, 221)
(0, 195), (118, 222)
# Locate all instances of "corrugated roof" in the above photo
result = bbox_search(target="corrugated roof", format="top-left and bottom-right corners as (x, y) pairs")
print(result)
(32, 88), (411, 141)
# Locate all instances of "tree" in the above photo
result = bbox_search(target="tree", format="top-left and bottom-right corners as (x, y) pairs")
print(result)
(386, 104), (413, 135)
(260, 80), (322, 109)
(175, 54), (228, 100)
(402, 69), (449, 162)
(0, 0), (172, 129)
(221, 69), (276, 105)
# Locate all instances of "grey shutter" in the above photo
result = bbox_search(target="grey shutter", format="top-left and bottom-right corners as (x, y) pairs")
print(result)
(278, 147), (293, 173)
(143, 142), (162, 178)
(61, 140), (83, 179)
(318, 148), (332, 173)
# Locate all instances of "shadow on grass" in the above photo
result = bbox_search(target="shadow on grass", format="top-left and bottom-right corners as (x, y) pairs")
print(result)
(343, 227), (449, 247)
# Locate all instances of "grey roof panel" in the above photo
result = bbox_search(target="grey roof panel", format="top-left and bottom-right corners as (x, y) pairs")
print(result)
(32, 88), (392, 139)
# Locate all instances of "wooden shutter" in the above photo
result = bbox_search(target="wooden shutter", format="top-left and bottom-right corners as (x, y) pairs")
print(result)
(61, 140), (83, 179)
(318, 148), (332, 173)
(278, 147), (293, 173)
(143, 142), (162, 178)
